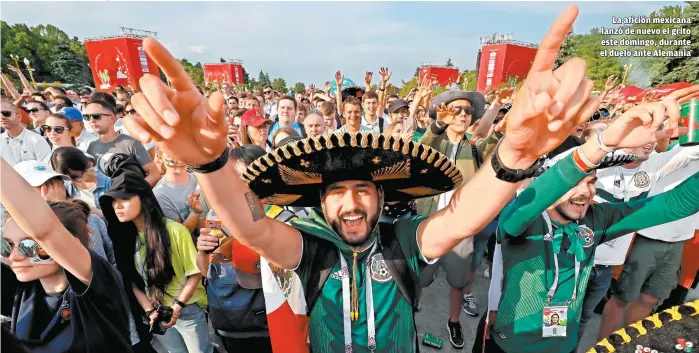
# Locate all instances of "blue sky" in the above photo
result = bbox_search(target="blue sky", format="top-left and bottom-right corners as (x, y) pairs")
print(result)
(1, 1), (681, 87)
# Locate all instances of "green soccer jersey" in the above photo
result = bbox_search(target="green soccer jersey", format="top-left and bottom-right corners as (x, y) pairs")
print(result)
(494, 155), (699, 353)
(291, 211), (429, 353)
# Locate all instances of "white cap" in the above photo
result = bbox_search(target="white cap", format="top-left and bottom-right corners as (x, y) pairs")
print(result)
(13, 160), (70, 187)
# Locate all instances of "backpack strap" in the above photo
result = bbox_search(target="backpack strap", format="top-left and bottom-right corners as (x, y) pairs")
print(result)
(304, 236), (338, 314)
(378, 222), (420, 309)
(378, 117), (384, 133)
(471, 143), (482, 169)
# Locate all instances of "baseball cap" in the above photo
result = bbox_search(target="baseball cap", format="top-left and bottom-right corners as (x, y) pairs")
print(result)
(13, 161), (70, 187)
(388, 99), (410, 114)
(241, 109), (272, 128)
(59, 107), (83, 122)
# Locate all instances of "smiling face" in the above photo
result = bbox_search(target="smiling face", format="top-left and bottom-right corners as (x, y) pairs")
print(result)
(553, 172), (598, 221)
(322, 180), (383, 246)
(2, 220), (61, 282)
(363, 97), (379, 116)
(26, 101), (50, 126)
(446, 99), (473, 134)
(277, 98), (297, 127)
(112, 196), (142, 223)
(44, 116), (73, 146)
(344, 103), (362, 130)
(627, 142), (656, 161)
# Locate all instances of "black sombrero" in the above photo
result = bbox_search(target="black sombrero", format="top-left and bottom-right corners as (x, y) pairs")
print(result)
(242, 132), (463, 207)
(586, 299), (699, 353)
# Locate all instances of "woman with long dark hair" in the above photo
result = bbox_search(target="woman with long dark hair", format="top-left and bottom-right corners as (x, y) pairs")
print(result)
(0, 159), (133, 353)
(99, 171), (211, 353)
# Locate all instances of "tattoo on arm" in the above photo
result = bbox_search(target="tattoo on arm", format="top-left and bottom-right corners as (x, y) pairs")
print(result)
(244, 192), (265, 222)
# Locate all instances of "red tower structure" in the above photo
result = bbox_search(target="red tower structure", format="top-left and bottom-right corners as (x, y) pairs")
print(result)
(203, 60), (245, 87)
(476, 33), (538, 92)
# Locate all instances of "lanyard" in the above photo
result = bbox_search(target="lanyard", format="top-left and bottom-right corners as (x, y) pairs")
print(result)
(542, 212), (580, 305)
(339, 242), (378, 353)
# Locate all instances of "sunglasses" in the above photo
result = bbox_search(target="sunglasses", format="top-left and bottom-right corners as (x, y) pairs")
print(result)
(1, 111), (12, 117)
(263, 90), (272, 94)
(1, 238), (52, 262)
(125, 109), (138, 115)
(27, 108), (46, 114)
(83, 113), (111, 121)
(452, 106), (475, 116)
(41, 125), (69, 134)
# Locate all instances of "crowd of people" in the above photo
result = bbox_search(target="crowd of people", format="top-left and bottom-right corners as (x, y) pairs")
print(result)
(1, 6), (698, 353)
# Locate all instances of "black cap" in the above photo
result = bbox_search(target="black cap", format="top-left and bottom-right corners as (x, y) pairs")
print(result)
(388, 99), (410, 114)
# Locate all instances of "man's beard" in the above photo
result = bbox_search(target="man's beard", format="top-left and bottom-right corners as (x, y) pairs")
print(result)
(329, 208), (381, 246)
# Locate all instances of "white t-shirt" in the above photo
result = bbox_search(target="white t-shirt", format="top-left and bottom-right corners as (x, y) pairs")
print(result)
(0, 128), (52, 166)
(437, 143), (460, 211)
(593, 146), (699, 265)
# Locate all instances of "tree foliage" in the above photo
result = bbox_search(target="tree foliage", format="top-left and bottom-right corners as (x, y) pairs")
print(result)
(1, 21), (94, 87)
(271, 77), (287, 93)
(292, 82), (305, 93)
(180, 59), (204, 87)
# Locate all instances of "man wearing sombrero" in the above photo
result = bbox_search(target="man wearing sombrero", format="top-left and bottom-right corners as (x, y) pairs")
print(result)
(123, 7), (687, 352)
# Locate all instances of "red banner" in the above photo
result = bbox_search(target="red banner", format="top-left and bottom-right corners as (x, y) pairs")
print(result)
(203, 63), (245, 86)
(84, 37), (161, 92)
(419, 66), (459, 88)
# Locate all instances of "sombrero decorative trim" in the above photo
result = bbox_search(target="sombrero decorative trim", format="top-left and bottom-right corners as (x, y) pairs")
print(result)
(586, 299), (699, 353)
(243, 132), (464, 207)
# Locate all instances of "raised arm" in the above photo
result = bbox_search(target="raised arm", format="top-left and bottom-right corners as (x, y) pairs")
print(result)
(473, 88), (514, 139)
(0, 159), (93, 283)
(334, 71), (344, 116)
(600, 170), (699, 242)
(124, 39), (302, 270)
(377, 67), (391, 112)
(1, 73), (21, 100)
(415, 6), (683, 259)
(6, 64), (36, 94)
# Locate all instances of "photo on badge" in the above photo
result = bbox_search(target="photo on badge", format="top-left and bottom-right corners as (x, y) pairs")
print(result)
(542, 306), (568, 337)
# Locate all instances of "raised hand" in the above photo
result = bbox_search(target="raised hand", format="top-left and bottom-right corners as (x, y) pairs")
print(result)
(604, 75), (617, 91)
(124, 38), (228, 166)
(364, 72), (373, 86)
(602, 100), (685, 149)
(308, 84), (316, 93)
(434, 102), (458, 126)
(6, 64), (20, 74)
(334, 71), (344, 88)
(417, 72), (437, 99)
(665, 84), (699, 105)
(499, 6), (600, 167)
(379, 67), (391, 83)
(495, 87), (516, 104)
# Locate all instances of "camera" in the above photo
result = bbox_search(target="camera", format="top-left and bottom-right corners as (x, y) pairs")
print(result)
(149, 306), (173, 335)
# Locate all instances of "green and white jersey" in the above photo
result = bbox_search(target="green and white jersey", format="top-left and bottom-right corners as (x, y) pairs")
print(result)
(291, 212), (431, 353)
(494, 155), (699, 353)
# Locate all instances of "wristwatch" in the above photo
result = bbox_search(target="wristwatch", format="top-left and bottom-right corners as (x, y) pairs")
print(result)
(490, 140), (545, 183)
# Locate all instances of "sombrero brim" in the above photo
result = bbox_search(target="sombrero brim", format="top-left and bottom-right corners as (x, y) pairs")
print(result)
(586, 299), (699, 353)
(242, 132), (464, 207)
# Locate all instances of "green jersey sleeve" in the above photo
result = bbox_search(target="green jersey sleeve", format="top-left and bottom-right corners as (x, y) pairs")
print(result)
(500, 154), (590, 237)
(596, 171), (699, 242)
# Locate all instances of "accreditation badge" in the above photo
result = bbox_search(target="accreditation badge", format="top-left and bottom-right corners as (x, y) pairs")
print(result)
(542, 305), (568, 338)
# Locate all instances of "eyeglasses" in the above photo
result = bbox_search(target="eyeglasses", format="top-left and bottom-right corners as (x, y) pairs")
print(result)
(263, 90), (272, 94)
(67, 170), (85, 181)
(83, 113), (111, 121)
(451, 106), (475, 116)
(26, 108), (46, 114)
(125, 109), (138, 115)
(1, 238), (51, 261)
(41, 125), (69, 134)
(1, 111), (12, 117)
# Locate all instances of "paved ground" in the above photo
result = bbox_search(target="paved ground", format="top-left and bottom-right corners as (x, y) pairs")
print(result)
(156, 266), (699, 353)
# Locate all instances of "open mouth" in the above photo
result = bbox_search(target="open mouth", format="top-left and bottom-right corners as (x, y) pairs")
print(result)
(569, 199), (588, 211)
(642, 145), (653, 153)
(341, 214), (364, 230)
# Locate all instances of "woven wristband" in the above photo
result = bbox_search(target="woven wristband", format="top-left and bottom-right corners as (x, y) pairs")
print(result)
(189, 146), (230, 174)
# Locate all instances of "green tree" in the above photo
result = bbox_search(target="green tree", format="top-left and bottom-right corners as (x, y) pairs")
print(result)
(242, 67), (250, 85)
(258, 71), (271, 87)
(180, 59), (204, 87)
(292, 82), (305, 93)
(271, 77), (287, 93)
(399, 77), (417, 97)
(459, 70), (478, 91)
(50, 42), (91, 85)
